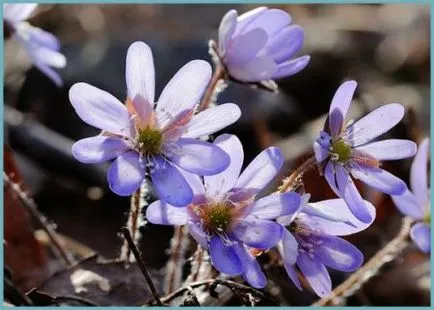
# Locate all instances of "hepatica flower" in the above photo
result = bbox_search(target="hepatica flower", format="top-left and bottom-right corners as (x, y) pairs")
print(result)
(3, 4), (66, 86)
(217, 7), (310, 83)
(392, 138), (431, 253)
(146, 134), (302, 288)
(313, 80), (417, 223)
(70, 42), (241, 206)
(277, 196), (376, 297)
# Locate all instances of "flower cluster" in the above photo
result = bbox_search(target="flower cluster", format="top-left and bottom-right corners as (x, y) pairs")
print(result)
(3, 4), (66, 86)
(60, 5), (428, 300)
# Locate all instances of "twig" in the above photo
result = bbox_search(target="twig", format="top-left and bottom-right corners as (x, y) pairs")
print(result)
(121, 227), (163, 306)
(4, 277), (33, 306)
(313, 217), (414, 306)
(51, 295), (99, 306)
(198, 64), (226, 112)
(154, 279), (275, 305)
(164, 225), (190, 294)
(3, 172), (74, 266)
(278, 155), (316, 193)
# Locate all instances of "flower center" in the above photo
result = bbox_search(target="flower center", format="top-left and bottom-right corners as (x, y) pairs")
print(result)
(202, 203), (233, 232)
(331, 139), (352, 163)
(424, 207), (431, 224)
(137, 127), (163, 155)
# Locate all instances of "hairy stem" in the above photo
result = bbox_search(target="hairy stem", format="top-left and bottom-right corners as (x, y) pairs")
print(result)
(313, 217), (414, 306)
(165, 225), (190, 294)
(198, 64), (226, 112)
(4, 172), (74, 266)
(120, 189), (141, 262)
(121, 227), (163, 306)
(278, 155), (316, 193)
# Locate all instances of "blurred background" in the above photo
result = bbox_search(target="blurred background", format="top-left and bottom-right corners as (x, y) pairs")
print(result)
(4, 3), (430, 306)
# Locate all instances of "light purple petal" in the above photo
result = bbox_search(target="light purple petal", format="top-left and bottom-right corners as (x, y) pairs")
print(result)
(300, 199), (376, 236)
(355, 139), (417, 161)
(278, 230), (298, 265)
(169, 138), (230, 176)
(145, 200), (188, 225)
(226, 28), (268, 64)
(126, 41), (155, 106)
(156, 60), (211, 128)
(265, 25), (304, 63)
(328, 80), (357, 138)
(335, 164), (373, 223)
(204, 134), (244, 200)
(234, 218), (283, 249)
(271, 55), (310, 80)
(235, 146), (283, 193)
(107, 151), (145, 196)
(27, 27), (60, 51)
(179, 169), (205, 198)
(410, 223), (431, 253)
(324, 162), (340, 196)
(313, 140), (329, 163)
(234, 245), (267, 289)
(183, 103), (241, 139)
(188, 221), (208, 249)
(297, 252), (331, 298)
(351, 166), (406, 195)
(249, 192), (301, 220)
(69, 83), (130, 137)
(391, 189), (424, 220)
(411, 138), (430, 207)
(72, 136), (130, 164)
(234, 7), (268, 36)
(283, 260), (302, 291)
(346, 103), (405, 147)
(236, 8), (292, 37)
(218, 9), (238, 55)
(33, 60), (63, 87)
(228, 56), (277, 82)
(24, 35), (66, 68)
(209, 236), (243, 275)
(314, 235), (363, 272)
(4, 4), (38, 23)
(149, 156), (193, 207)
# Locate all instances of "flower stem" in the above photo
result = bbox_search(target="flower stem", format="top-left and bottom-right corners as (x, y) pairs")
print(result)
(120, 188), (141, 262)
(312, 217), (414, 306)
(165, 225), (190, 294)
(3, 172), (75, 266)
(121, 227), (163, 306)
(278, 155), (316, 193)
(198, 64), (226, 112)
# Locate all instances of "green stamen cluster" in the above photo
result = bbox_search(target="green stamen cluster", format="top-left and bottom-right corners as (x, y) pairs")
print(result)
(331, 139), (352, 163)
(137, 127), (163, 155)
(424, 211), (431, 224)
(205, 203), (232, 232)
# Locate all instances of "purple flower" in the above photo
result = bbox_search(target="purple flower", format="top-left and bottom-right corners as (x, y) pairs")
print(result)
(146, 134), (302, 288)
(70, 42), (241, 206)
(392, 138), (430, 253)
(313, 80), (417, 223)
(3, 4), (66, 86)
(217, 7), (310, 83)
(277, 195), (376, 297)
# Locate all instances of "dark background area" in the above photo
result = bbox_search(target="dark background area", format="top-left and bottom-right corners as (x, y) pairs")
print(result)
(4, 4), (430, 306)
